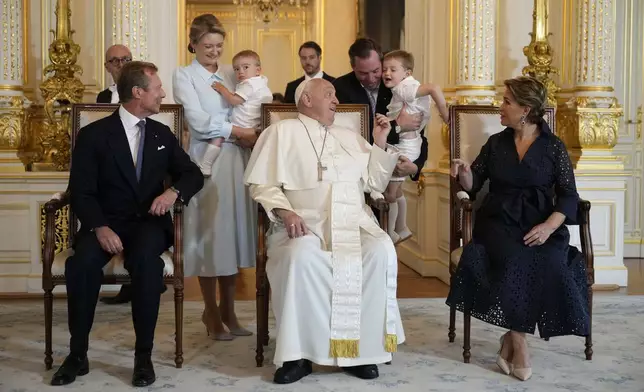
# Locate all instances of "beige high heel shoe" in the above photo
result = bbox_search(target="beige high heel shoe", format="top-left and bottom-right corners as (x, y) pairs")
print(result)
(201, 311), (234, 341)
(496, 334), (512, 375)
(511, 336), (532, 381)
(512, 367), (532, 381)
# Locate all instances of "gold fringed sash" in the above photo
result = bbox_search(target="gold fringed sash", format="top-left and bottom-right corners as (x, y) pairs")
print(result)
(329, 339), (360, 358)
(385, 334), (397, 353)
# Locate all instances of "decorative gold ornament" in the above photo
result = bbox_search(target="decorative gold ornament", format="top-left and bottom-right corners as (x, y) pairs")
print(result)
(438, 121), (451, 170)
(557, 97), (623, 151)
(40, 203), (70, 255)
(233, 0), (308, 25)
(416, 174), (426, 196)
(522, 0), (559, 107)
(34, 0), (84, 171)
(0, 96), (30, 150)
(456, 95), (501, 106)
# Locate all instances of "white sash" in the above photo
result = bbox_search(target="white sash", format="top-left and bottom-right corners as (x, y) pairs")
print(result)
(328, 182), (398, 357)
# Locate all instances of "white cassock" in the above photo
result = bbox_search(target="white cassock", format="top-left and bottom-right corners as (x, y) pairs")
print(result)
(244, 113), (406, 367)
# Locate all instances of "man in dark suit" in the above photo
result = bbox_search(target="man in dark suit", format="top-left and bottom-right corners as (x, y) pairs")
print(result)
(96, 44), (132, 104)
(51, 61), (203, 387)
(283, 41), (335, 104)
(333, 38), (427, 181)
(96, 44), (138, 305)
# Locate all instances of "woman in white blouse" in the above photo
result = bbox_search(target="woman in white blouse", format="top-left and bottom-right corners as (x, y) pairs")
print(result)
(173, 14), (258, 340)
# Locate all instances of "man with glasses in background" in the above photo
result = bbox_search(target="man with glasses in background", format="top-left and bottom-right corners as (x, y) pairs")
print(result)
(97, 44), (133, 104)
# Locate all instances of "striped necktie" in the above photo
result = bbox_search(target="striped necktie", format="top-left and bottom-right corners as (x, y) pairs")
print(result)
(135, 120), (146, 182)
(365, 88), (377, 115)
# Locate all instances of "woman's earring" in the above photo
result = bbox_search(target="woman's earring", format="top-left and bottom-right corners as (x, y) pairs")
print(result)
(520, 115), (526, 126)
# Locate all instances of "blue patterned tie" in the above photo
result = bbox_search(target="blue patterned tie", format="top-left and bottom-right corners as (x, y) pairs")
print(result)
(135, 120), (146, 182)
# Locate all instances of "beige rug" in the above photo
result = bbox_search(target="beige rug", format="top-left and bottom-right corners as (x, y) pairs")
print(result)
(0, 296), (643, 391)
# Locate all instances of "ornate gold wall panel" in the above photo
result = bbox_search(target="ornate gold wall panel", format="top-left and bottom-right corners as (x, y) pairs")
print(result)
(109, 0), (148, 61)
(0, 0), (31, 173)
(454, 0), (497, 104)
(610, 0), (644, 252)
(0, 97), (27, 150)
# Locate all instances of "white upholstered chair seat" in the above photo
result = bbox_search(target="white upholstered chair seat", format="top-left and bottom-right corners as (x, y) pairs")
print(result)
(50, 248), (175, 277)
(450, 246), (464, 266)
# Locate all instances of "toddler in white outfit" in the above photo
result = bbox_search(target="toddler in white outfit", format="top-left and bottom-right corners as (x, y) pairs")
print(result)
(373, 50), (449, 244)
(199, 50), (273, 176)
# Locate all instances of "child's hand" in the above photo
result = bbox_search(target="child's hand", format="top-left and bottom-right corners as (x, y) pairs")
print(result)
(211, 82), (227, 94)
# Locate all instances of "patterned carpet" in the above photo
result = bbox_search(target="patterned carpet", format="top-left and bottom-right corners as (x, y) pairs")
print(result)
(0, 296), (643, 392)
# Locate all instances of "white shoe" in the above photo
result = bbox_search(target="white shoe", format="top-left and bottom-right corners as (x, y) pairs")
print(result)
(395, 227), (413, 244)
(199, 145), (221, 177)
(388, 231), (401, 244)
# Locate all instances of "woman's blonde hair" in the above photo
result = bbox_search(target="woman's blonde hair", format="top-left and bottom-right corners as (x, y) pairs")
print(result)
(503, 76), (547, 124)
(188, 14), (226, 53)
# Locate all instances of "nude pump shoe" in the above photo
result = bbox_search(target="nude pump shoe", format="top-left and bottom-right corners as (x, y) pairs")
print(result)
(512, 367), (532, 381)
(496, 335), (512, 375)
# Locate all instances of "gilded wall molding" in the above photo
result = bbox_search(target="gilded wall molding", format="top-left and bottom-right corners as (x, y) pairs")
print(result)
(455, 0), (496, 104)
(0, 96), (30, 150)
(555, 0), (623, 155)
(575, 0), (614, 89)
(111, 0), (149, 61)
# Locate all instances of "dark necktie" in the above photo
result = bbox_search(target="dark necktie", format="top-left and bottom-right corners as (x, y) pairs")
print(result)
(135, 120), (146, 182)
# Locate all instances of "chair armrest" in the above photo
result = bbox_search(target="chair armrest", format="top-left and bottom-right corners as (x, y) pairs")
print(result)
(450, 178), (474, 245)
(257, 206), (268, 267)
(577, 199), (590, 225)
(44, 194), (70, 214)
(577, 199), (594, 285)
(367, 197), (389, 212)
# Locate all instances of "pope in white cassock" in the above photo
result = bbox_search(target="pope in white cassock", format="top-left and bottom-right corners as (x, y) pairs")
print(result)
(243, 78), (406, 384)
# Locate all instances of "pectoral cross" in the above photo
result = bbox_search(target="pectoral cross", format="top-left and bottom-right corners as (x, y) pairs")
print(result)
(317, 161), (327, 181)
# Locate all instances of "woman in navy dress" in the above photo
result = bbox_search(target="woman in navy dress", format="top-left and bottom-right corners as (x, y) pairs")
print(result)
(446, 76), (590, 381)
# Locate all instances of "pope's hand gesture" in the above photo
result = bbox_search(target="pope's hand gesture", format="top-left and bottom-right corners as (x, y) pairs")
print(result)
(373, 113), (392, 149)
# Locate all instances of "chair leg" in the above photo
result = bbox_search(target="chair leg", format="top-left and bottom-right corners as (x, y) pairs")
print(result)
(463, 312), (471, 363)
(448, 304), (456, 342)
(256, 278), (265, 367)
(174, 285), (184, 369)
(44, 289), (53, 370)
(262, 279), (270, 346)
(585, 287), (593, 360)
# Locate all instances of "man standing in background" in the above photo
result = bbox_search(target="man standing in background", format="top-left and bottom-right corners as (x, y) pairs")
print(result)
(283, 41), (335, 103)
(97, 44), (132, 104)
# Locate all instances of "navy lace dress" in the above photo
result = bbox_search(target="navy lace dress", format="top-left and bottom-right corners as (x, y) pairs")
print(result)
(446, 120), (590, 338)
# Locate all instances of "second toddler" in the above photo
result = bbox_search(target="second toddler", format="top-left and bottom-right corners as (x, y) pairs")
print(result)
(374, 49), (449, 244)
(199, 50), (273, 176)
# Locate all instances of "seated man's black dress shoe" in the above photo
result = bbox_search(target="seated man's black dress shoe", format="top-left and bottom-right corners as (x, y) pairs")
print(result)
(273, 359), (312, 384)
(100, 284), (168, 305)
(132, 355), (156, 387)
(50, 355), (89, 386)
(343, 364), (379, 379)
